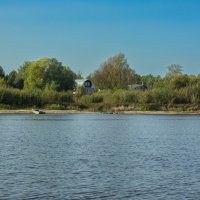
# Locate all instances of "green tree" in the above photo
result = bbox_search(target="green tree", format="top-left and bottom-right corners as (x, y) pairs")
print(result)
(140, 74), (162, 88)
(0, 66), (5, 78)
(24, 58), (75, 91)
(16, 61), (32, 89)
(6, 71), (17, 87)
(0, 78), (7, 87)
(168, 74), (189, 89)
(92, 53), (136, 89)
(75, 71), (83, 79)
(166, 64), (183, 77)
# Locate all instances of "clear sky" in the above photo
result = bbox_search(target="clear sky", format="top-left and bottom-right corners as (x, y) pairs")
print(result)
(0, 0), (200, 76)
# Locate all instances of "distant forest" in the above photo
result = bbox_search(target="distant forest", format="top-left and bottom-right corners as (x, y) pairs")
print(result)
(0, 53), (200, 112)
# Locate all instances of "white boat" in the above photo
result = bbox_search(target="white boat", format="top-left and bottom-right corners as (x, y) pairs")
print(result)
(32, 109), (45, 114)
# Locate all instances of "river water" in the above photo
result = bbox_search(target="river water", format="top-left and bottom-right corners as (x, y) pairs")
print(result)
(0, 114), (200, 199)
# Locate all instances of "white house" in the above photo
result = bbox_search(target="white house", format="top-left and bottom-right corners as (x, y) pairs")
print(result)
(74, 79), (95, 95)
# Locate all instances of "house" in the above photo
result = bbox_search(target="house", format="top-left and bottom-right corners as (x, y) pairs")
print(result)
(74, 79), (95, 95)
(127, 84), (148, 91)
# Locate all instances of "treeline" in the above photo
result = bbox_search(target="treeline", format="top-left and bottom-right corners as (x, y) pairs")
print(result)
(0, 54), (200, 111)
(0, 58), (77, 91)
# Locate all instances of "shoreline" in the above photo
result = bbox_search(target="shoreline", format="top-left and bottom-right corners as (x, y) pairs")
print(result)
(0, 109), (98, 114)
(0, 109), (200, 115)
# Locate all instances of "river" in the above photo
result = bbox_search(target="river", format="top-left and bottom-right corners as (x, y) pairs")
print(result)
(0, 114), (200, 199)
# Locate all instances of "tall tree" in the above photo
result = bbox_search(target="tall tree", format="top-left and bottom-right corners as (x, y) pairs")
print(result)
(166, 64), (183, 77)
(92, 53), (136, 89)
(141, 74), (162, 88)
(6, 71), (17, 87)
(24, 58), (75, 91)
(0, 65), (5, 78)
(169, 74), (190, 89)
(75, 71), (83, 79)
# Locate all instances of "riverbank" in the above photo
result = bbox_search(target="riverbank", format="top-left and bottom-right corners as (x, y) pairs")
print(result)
(0, 109), (98, 114)
(0, 109), (200, 115)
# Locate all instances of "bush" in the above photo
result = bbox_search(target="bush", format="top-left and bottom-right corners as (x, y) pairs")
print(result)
(125, 90), (140, 104)
(0, 104), (11, 109)
(42, 90), (73, 105)
(0, 87), (73, 108)
(45, 104), (66, 110)
(102, 90), (117, 108)
(171, 88), (190, 104)
(140, 103), (161, 111)
(91, 94), (103, 103)
(152, 88), (169, 105)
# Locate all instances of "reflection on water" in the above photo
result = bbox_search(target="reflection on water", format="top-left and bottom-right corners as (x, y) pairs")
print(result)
(0, 114), (200, 199)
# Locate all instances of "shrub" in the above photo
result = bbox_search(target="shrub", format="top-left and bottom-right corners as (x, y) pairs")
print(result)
(140, 103), (161, 111)
(45, 104), (66, 110)
(91, 94), (103, 103)
(125, 90), (140, 104)
(0, 104), (11, 109)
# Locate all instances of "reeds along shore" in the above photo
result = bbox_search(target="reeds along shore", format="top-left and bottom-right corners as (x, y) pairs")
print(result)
(0, 87), (200, 113)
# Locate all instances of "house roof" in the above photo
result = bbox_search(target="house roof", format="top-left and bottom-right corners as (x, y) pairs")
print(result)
(75, 79), (87, 86)
(75, 79), (92, 85)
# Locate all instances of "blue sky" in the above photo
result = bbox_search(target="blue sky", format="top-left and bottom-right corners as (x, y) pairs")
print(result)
(0, 0), (200, 76)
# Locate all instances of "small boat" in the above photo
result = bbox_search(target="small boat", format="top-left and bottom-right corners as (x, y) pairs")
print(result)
(32, 109), (45, 114)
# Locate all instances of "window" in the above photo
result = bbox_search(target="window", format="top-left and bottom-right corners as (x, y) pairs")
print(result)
(84, 80), (92, 87)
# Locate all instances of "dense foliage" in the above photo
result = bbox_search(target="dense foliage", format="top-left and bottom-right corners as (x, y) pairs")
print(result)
(0, 66), (5, 78)
(24, 58), (75, 91)
(91, 53), (138, 89)
(0, 55), (200, 112)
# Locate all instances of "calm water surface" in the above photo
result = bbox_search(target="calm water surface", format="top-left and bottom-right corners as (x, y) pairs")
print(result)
(0, 114), (200, 199)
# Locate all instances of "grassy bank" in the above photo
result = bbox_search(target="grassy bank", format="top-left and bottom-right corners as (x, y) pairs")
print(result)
(1, 87), (200, 113)
(74, 89), (200, 112)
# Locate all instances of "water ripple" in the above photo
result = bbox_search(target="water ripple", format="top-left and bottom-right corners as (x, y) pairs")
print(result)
(0, 114), (200, 199)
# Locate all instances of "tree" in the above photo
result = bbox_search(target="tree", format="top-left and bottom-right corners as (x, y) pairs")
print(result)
(5, 62), (32, 89)
(24, 58), (75, 91)
(0, 78), (7, 87)
(166, 64), (183, 77)
(6, 71), (17, 87)
(0, 65), (5, 78)
(91, 53), (136, 89)
(75, 71), (83, 79)
(17, 61), (32, 88)
(168, 74), (189, 89)
(141, 74), (163, 88)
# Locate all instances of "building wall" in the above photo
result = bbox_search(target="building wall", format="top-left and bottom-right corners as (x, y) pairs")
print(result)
(75, 79), (95, 95)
